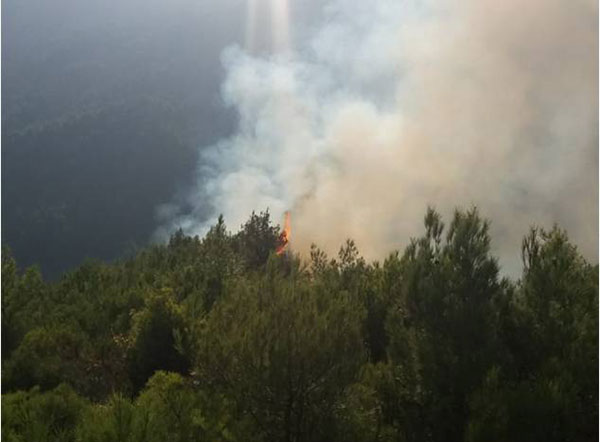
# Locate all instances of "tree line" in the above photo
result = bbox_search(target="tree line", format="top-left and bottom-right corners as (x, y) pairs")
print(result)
(2, 208), (597, 441)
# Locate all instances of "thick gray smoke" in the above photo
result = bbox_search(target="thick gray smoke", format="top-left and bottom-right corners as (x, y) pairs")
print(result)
(165, 0), (598, 274)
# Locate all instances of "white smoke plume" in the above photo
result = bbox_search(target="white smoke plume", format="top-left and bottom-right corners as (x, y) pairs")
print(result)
(165, 0), (598, 274)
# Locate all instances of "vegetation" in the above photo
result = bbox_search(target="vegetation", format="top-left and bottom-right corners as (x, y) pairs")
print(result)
(2, 208), (597, 441)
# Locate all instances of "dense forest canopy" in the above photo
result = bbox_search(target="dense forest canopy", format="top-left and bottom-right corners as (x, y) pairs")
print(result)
(2, 208), (597, 441)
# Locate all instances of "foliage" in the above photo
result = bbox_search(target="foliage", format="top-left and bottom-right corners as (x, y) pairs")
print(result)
(196, 253), (366, 441)
(127, 289), (191, 393)
(1, 209), (597, 441)
(74, 393), (148, 442)
(3, 325), (90, 394)
(2, 384), (89, 442)
(466, 226), (599, 441)
(234, 210), (281, 271)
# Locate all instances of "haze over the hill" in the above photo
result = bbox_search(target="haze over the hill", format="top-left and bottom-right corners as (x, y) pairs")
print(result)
(3, 0), (324, 277)
(2, 0), (597, 278)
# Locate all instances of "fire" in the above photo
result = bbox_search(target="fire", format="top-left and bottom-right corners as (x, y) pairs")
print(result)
(276, 210), (291, 255)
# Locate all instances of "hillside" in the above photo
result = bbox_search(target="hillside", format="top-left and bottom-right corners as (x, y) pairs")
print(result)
(2, 208), (597, 441)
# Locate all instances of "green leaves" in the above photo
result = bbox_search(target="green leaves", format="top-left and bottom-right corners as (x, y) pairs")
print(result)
(127, 289), (191, 393)
(234, 210), (281, 271)
(384, 208), (510, 441)
(3, 325), (90, 394)
(2, 384), (89, 442)
(196, 256), (366, 441)
(1, 209), (596, 441)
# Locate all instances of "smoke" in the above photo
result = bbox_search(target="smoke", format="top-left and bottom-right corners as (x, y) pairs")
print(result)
(163, 0), (598, 274)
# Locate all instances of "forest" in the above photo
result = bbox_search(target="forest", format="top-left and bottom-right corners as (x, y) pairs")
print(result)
(2, 0), (238, 279)
(1, 208), (598, 441)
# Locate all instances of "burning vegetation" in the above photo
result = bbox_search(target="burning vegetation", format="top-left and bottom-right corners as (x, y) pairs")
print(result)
(276, 210), (291, 255)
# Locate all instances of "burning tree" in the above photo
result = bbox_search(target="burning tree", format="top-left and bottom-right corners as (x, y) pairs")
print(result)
(276, 211), (291, 256)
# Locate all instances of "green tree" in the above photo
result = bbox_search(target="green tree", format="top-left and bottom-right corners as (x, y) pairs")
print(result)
(196, 254), (366, 442)
(2, 248), (48, 361)
(467, 226), (598, 441)
(234, 210), (281, 271)
(2, 247), (23, 360)
(75, 393), (149, 442)
(3, 324), (90, 394)
(127, 289), (191, 393)
(135, 371), (204, 442)
(2, 384), (89, 442)
(385, 208), (507, 442)
(136, 370), (247, 442)
(198, 215), (239, 311)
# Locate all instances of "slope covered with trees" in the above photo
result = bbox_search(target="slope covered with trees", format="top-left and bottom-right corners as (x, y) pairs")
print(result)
(2, 0), (240, 279)
(1, 208), (597, 441)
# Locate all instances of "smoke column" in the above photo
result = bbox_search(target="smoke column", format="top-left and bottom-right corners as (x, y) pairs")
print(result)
(270, 0), (291, 53)
(164, 0), (598, 275)
(245, 0), (291, 53)
(244, 0), (258, 52)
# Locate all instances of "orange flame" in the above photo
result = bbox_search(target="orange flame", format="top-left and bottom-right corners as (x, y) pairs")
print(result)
(276, 211), (291, 255)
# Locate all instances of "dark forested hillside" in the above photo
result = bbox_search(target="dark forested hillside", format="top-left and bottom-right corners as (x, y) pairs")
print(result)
(1, 0), (241, 279)
(2, 208), (597, 441)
